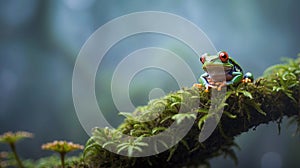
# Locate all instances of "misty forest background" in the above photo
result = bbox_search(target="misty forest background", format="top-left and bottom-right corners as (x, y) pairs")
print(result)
(0, 0), (300, 168)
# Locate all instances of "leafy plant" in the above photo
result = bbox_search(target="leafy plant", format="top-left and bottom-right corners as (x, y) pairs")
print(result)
(172, 113), (197, 125)
(116, 137), (148, 156)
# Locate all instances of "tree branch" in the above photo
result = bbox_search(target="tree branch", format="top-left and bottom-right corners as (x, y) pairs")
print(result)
(83, 56), (300, 168)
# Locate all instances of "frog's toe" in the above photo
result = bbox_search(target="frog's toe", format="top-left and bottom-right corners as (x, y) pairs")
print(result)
(207, 84), (217, 88)
(193, 83), (203, 89)
(217, 85), (224, 91)
(243, 72), (254, 83)
(242, 78), (252, 83)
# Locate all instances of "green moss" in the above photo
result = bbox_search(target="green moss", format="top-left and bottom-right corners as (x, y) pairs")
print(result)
(21, 155), (87, 168)
(83, 55), (300, 167)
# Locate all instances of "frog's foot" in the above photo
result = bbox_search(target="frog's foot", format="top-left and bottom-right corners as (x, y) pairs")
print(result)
(242, 78), (252, 83)
(193, 83), (218, 92)
(205, 84), (217, 92)
(193, 83), (203, 89)
(217, 82), (226, 91)
(204, 86), (209, 92)
(242, 72), (254, 83)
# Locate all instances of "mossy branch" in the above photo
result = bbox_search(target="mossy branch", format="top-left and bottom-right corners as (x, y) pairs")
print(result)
(83, 56), (300, 168)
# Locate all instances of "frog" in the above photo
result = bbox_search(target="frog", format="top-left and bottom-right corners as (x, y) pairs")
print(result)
(193, 51), (253, 91)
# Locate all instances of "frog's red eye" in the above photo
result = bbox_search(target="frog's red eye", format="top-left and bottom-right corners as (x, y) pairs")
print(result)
(200, 55), (206, 64)
(219, 51), (229, 62)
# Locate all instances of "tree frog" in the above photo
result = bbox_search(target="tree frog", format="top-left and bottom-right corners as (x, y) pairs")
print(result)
(193, 51), (253, 91)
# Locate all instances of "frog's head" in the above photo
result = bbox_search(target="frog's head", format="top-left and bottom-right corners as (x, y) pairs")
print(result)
(200, 51), (235, 81)
(200, 51), (233, 72)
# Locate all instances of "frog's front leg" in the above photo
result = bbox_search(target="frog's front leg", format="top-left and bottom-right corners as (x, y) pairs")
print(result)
(196, 73), (217, 91)
(226, 71), (243, 85)
(193, 73), (208, 89)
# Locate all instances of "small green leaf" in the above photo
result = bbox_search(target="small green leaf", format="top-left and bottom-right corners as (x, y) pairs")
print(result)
(152, 127), (167, 135)
(133, 146), (143, 152)
(128, 146), (134, 156)
(102, 141), (115, 148)
(197, 109), (209, 114)
(223, 111), (237, 119)
(157, 139), (169, 149)
(118, 112), (134, 119)
(170, 102), (181, 108)
(83, 143), (101, 158)
(134, 141), (148, 147)
(172, 113), (196, 124)
(117, 145), (129, 154)
(167, 145), (178, 162)
(240, 91), (253, 99)
(246, 101), (266, 116)
(198, 114), (210, 129)
(180, 140), (190, 150)
(160, 116), (172, 124)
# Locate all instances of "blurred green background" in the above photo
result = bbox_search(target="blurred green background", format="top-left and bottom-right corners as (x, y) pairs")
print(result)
(0, 0), (299, 167)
